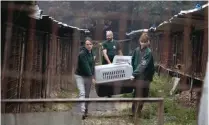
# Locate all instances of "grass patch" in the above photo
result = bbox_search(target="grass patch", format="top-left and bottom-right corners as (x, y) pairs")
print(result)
(121, 73), (196, 125)
(42, 89), (79, 112)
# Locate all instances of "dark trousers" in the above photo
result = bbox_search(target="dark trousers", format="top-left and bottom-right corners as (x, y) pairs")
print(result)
(102, 55), (114, 64)
(131, 80), (150, 115)
(101, 55), (114, 97)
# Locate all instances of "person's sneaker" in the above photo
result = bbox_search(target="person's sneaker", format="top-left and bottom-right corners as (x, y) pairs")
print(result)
(82, 109), (88, 120)
(82, 115), (86, 120)
(107, 95), (112, 98)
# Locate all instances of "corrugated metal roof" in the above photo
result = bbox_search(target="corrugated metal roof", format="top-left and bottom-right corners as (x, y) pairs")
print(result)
(126, 3), (208, 35)
(179, 3), (209, 15)
(155, 3), (208, 32)
(28, 5), (43, 20)
(32, 6), (90, 33)
(41, 15), (90, 33)
(126, 29), (149, 36)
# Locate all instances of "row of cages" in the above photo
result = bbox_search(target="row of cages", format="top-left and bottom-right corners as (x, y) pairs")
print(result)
(1, 24), (81, 113)
(149, 28), (208, 80)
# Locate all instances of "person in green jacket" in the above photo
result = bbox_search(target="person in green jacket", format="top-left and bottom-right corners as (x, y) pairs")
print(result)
(75, 37), (95, 119)
(131, 32), (155, 116)
(98, 31), (123, 98)
(102, 30), (123, 64)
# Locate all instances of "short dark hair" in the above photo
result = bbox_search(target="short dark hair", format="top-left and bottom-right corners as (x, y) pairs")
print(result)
(85, 37), (92, 44)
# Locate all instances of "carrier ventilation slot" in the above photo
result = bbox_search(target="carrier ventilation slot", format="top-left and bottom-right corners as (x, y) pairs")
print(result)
(102, 70), (126, 80)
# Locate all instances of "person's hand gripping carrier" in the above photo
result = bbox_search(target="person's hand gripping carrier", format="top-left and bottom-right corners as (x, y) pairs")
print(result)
(95, 56), (134, 97)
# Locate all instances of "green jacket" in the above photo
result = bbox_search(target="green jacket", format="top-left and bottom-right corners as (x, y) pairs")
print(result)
(131, 47), (155, 81)
(102, 40), (120, 56)
(75, 47), (95, 77)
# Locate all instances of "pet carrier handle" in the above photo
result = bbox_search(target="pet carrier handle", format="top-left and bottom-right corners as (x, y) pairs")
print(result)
(130, 76), (135, 80)
(113, 62), (130, 65)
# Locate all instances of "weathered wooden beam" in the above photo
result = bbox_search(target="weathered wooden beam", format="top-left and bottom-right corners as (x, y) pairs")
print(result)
(171, 18), (208, 24)
(1, 2), (14, 113)
(1, 98), (164, 103)
(118, 15), (128, 40)
(183, 15), (192, 74)
(158, 64), (204, 81)
(20, 17), (36, 112)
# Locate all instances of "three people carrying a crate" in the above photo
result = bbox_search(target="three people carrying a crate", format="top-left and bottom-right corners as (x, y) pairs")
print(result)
(74, 31), (155, 119)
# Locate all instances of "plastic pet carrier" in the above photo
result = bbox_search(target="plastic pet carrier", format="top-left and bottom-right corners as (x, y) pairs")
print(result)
(112, 55), (132, 64)
(95, 57), (134, 97)
(95, 63), (133, 84)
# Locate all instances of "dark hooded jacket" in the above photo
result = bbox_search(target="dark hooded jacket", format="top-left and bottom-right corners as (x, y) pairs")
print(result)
(131, 47), (155, 81)
(75, 47), (95, 77)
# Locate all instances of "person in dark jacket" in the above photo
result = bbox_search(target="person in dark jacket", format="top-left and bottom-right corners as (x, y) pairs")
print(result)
(131, 32), (155, 116)
(75, 37), (95, 119)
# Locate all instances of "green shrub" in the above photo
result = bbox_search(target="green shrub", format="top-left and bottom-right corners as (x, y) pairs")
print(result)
(123, 73), (196, 124)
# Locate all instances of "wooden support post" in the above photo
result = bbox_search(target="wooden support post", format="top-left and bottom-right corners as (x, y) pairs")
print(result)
(119, 15), (127, 40)
(18, 31), (26, 112)
(50, 21), (59, 96)
(201, 10), (208, 76)
(20, 17), (36, 112)
(95, 19), (104, 41)
(189, 78), (194, 101)
(183, 14), (192, 73)
(133, 102), (140, 125)
(45, 34), (51, 98)
(158, 101), (164, 125)
(1, 2), (14, 113)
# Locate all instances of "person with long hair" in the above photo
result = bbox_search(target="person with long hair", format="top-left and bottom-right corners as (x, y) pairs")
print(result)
(131, 32), (155, 116)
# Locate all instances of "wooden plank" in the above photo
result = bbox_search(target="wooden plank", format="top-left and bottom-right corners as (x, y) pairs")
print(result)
(95, 19), (104, 41)
(1, 98), (164, 103)
(20, 17), (36, 112)
(18, 31), (26, 112)
(171, 18), (208, 26)
(118, 15), (128, 40)
(1, 2), (14, 113)
(201, 11), (208, 76)
(158, 64), (204, 81)
(183, 15), (192, 74)
(157, 101), (164, 125)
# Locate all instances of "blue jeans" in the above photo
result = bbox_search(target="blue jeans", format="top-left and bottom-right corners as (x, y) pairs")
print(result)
(75, 75), (92, 113)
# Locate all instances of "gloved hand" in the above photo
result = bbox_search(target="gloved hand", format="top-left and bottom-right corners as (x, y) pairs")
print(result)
(130, 76), (135, 80)
(92, 78), (96, 84)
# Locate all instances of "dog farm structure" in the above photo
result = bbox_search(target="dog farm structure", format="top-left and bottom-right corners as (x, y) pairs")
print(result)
(127, 3), (208, 105)
(1, 2), (208, 125)
(1, 1), (89, 113)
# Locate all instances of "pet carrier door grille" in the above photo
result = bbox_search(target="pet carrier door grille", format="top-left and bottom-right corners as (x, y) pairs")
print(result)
(102, 70), (126, 80)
